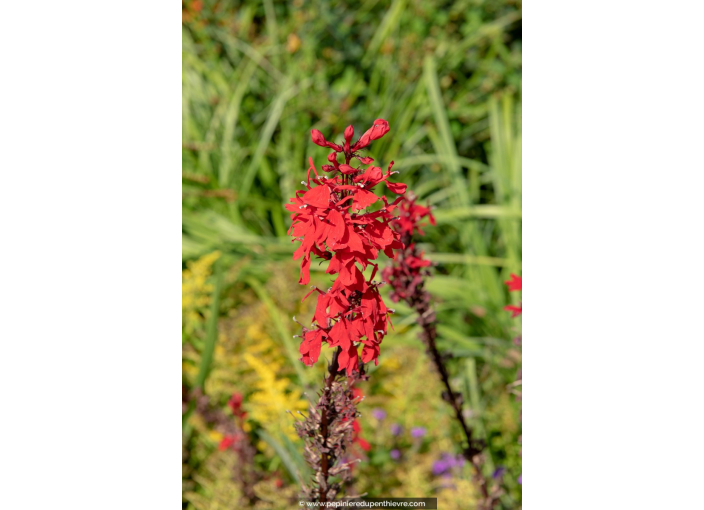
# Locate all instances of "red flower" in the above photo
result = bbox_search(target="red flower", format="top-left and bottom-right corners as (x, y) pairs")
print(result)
(218, 435), (236, 451)
(228, 392), (243, 413)
(350, 388), (371, 452)
(504, 273), (522, 317)
(504, 304), (523, 318)
(505, 274), (522, 292)
(289, 119), (405, 375)
(383, 195), (437, 303)
(352, 419), (371, 452)
(352, 119), (389, 151)
(391, 194), (436, 237)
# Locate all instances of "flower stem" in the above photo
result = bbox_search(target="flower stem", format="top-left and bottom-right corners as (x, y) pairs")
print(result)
(319, 346), (341, 503)
(398, 232), (497, 509)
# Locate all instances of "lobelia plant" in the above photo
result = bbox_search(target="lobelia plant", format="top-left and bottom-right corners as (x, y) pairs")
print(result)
(383, 195), (502, 510)
(287, 119), (407, 503)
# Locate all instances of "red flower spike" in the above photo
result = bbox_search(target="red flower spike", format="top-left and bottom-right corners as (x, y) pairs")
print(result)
(289, 118), (406, 375)
(384, 195), (438, 304)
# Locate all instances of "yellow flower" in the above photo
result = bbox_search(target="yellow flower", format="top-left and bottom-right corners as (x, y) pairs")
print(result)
(182, 251), (220, 337)
(242, 352), (307, 441)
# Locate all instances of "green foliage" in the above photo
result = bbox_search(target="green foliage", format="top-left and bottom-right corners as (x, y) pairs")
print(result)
(182, 0), (521, 508)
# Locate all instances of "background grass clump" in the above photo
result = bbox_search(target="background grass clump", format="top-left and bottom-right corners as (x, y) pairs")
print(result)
(182, 0), (522, 508)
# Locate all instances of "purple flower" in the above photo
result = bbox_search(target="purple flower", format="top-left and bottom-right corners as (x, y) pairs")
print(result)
(492, 467), (506, 480)
(433, 453), (464, 476)
(411, 427), (426, 438)
(372, 408), (387, 421)
(518, 474), (522, 485)
(432, 459), (450, 476)
(390, 423), (403, 436)
(390, 449), (401, 460)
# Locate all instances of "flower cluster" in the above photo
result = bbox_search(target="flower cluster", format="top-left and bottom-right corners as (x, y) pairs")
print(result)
(392, 193), (436, 237)
(218, 392), (247, 451)
(384, 195), (502, 507)
(287, 119), (407, 375)
(382, 195), (436, 303)
(432, 452), (466, 477)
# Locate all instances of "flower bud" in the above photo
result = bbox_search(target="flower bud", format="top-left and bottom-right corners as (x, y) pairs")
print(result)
(339, 164), (357, 175)
(353, 119), (389, 150)
(327, 152), (338, 163)
(356, 156), (374, 165)
(368, 119), (389, 141)
(311, 129), (327, 147)
(344, 125), (354, 142)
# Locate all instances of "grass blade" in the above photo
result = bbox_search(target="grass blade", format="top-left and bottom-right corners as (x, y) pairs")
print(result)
(195, 262), (223, 389)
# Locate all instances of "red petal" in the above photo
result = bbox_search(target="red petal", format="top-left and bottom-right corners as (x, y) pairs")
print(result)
(357, 437), (371, 452)
(368, 119), (389, 140)
(352, 189), (379, 209)
(505, 274), (522, 292)
(346, 230), (365, 252)
(302, 185), (331, 208)
(339, 164), (357, 175)
(300, 330), (323, 366)
(327, 209), (345, 246)
(314, 293), (329, 326)
(504, 304), (522, 317)
(385, 181), (407, 194)
(354, 166), (382, 186)
(331, 320), (351, 349)
(299, 256), (311, 285)
(218, 436), (235, 451)
(354, 119), (389, 149)
(292, 243), (305, 261)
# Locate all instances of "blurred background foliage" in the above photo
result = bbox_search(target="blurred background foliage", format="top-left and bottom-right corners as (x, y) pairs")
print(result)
(182, 0), (521, 508)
